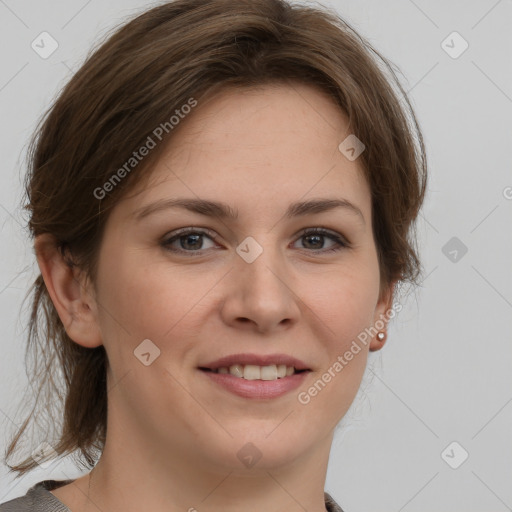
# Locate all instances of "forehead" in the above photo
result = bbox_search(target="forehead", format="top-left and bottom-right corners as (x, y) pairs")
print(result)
(115, 82), (371, 223)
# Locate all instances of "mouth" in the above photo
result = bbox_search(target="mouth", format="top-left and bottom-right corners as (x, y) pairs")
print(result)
(197, 353), (312, 398)
(198, 365), (310, 381)
(198, 352), (311, 381)
(198, 365), (311, 400)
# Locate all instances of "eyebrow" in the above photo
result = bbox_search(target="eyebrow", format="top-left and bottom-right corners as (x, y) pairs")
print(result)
(132, 197), (365, 225)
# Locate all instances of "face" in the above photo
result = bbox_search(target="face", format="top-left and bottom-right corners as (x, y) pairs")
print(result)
(87, 83), (393, 473)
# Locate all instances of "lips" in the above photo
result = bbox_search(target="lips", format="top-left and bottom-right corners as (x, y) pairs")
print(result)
(198, 352), (311, 371)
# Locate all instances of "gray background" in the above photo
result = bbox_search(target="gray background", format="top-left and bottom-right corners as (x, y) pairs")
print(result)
(0, 0), (511, 510)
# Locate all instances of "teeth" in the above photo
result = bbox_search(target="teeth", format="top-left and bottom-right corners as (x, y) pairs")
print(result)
(212, 364), (298, 380)
(229, 364), (244, 378)
(243, 365), (261, 380)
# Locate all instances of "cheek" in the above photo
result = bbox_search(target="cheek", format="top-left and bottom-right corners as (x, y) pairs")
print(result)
(296, 268), (378, 420)
(302, 259), (380, 346)
(94, 254), (204, 403)
(95, 246), (193, 335)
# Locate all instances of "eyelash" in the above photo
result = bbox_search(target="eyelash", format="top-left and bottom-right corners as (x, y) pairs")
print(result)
(161, 227), (350, 256)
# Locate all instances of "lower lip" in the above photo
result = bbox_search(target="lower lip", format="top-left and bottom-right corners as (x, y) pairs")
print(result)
(199, 369), (310, 399)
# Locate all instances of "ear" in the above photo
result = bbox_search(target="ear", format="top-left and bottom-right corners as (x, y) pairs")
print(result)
(369, 280), (397, 352)
(34, 234), (103, 348)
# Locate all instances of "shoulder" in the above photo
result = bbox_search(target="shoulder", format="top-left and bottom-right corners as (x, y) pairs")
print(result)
(0, 480), (73, 512)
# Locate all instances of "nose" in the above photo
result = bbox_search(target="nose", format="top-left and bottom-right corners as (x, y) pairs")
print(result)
(220, 241), (300, 334)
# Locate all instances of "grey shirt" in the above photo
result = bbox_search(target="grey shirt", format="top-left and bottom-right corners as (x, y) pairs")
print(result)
(0, 480), (345, 511)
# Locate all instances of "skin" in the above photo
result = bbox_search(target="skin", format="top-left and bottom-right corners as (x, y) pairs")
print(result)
(35, 82), (395, 512)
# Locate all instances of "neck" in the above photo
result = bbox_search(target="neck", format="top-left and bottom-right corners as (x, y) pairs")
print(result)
(86, 402), (333, 512)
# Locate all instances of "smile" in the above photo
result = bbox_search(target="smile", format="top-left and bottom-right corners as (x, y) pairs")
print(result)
(200, 364), (308, 380)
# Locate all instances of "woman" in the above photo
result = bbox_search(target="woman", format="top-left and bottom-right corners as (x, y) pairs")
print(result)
(0, 0), (427, 510)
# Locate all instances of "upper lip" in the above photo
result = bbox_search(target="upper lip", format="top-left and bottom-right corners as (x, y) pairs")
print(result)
(199, 353), (311, 371)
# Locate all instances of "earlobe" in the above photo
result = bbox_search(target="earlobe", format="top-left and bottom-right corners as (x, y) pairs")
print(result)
(369, 280), (396, 352)
(34, 234), (103, 348)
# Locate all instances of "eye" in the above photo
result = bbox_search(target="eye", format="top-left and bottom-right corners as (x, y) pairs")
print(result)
(161, 226), (349, 256)
(161, 228), (218, 254)
(292, 228), (349, 253)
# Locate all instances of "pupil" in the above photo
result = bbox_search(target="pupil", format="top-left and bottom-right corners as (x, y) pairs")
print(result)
(182, 234), (202, 250)
(305, 234), (322, 248)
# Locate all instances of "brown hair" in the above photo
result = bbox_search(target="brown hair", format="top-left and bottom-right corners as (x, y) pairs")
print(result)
(5, 0), (427, 476)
